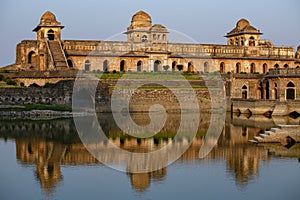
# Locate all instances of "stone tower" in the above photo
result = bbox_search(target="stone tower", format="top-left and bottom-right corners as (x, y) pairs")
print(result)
(33, 11), (64, 41)
(125, 10), (152, 43)
(124, 10), (168, 44)
(225, 19), (262, 47)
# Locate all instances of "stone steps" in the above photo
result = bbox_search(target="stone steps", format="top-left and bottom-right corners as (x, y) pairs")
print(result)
(48, 41), (68, 68)
(249, 124), (300, 144)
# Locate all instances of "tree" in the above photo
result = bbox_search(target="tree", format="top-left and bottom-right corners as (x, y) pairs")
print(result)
(163, 65), (169, 71)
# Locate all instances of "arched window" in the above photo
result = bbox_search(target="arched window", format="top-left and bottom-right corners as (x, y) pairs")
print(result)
(142, 35), (148, 42)
(103, 60), (108, 72)
(120, 60), (125, 71)
(137, 61), (142, 71)
(84, 60), (91, 71)
(235, 38), (239, 46)
(242, 85), (248, 99)
(229, 39), (233, 45)
(172, 61), (177, 71)
(188, 62), (194, 72)
(204, 62), (209, 73)
(284, 64), (289, 68)
(249, 36), (255, 46)
(67, 59), (74, 68)
(286, 82), (295, 100)
(154, 60), (161, 72)
(263, 63), (268, 74)
(250, 63), (256, 73)
(236, 63), (241, 73)
(162, 34), (166, 41)
(274, 64), (279, 68)
(28, 51), (36, 65)
(241, 37), (245, 46)
(47, 29), (55, 40)
(220, 62), (225, 73)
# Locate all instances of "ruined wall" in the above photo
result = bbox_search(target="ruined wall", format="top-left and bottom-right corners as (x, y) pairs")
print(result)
(0, 81), (73, 106)
(0, 80), (224, 112)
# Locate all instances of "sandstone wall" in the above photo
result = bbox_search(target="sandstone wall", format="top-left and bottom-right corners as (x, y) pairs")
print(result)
(0, 80), (226, 113)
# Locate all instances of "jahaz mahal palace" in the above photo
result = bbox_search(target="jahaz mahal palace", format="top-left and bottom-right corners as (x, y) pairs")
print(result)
(2, 10), (300, 104)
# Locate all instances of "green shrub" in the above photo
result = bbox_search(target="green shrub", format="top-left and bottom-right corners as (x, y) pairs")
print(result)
(43, 82), (52, 88)
(2, 69), (9, 73)
(6, 78), (17, 85)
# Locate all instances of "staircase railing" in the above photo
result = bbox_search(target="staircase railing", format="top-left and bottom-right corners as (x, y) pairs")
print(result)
(58, 41), (69, 68)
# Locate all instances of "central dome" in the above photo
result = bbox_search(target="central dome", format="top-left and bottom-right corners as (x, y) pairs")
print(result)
(40, 11), (57, 22)
(236, 18), (250, 30)
(127, 10), (152, 31)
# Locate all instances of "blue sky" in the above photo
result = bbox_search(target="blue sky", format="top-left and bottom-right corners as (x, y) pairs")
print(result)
(0, 0), (299, 67)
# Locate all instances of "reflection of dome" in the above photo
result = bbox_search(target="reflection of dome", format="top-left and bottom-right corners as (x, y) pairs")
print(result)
(41, 11), (57, 22)
(130, 173), (150, 192)
(150, 24), (168, 33)
(127, 10), (152, 31)
(236, 19), (250, 30)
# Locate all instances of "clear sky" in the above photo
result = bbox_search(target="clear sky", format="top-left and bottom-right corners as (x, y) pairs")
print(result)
(0, 0), (299, 67)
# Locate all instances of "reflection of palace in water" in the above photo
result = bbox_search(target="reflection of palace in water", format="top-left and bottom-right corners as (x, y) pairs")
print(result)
(1, 113), (300, 193)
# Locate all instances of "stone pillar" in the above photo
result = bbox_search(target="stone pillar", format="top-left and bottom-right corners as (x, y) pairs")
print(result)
(262, 84), (266, 100)
(149, 59), (153, 72)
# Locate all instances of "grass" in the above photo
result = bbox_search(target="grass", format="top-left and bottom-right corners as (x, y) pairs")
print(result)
(109, 85), (210, 89)
(0, 104), (72, 112)
(94, 71), (204, 80)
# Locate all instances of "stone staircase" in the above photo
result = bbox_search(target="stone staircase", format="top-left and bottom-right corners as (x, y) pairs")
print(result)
(249, 125), (300, 144)
(47, 40), (68, 69)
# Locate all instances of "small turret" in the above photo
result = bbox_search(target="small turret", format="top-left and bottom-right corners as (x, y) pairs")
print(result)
(33, 11), (64, 41)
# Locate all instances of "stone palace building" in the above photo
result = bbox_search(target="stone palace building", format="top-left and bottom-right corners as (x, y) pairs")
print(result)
(2, 10), (300, 105)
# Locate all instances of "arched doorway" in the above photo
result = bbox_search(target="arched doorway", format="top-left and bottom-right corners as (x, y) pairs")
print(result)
(67, 59), (74, 68)
(137, 61), (142, 72)
(154, 60), (161, 72)
(263, 63), (268, 74)
(188, 62), (194, 72)
(204, 62), (209, 73)
(242, 85), (248, 99)
(274, 64), (279, 68)
(236, 63), (241, 73)
(103, 60), (108, 72)
(250, 63), (255, 73)
(286, 82), (295, 100)
(84, 60), (91, 71)
(120, 60), (125, 72)
(284, 64), (289, 68)
(220, 62), (225, 73)
(249, 36), (255, 46)
(172, 61), (177, 71)
(28, 51), (37, 68)
(47, 30), (55, 40)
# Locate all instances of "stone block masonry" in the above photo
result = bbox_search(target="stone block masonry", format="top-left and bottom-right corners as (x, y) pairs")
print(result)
(0, 80), (223, 113)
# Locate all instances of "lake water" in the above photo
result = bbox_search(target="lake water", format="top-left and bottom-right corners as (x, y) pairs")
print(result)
(0, 113), (299, 200)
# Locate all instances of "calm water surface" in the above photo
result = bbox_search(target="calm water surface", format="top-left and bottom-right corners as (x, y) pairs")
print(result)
(0, 113), (299, 200)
